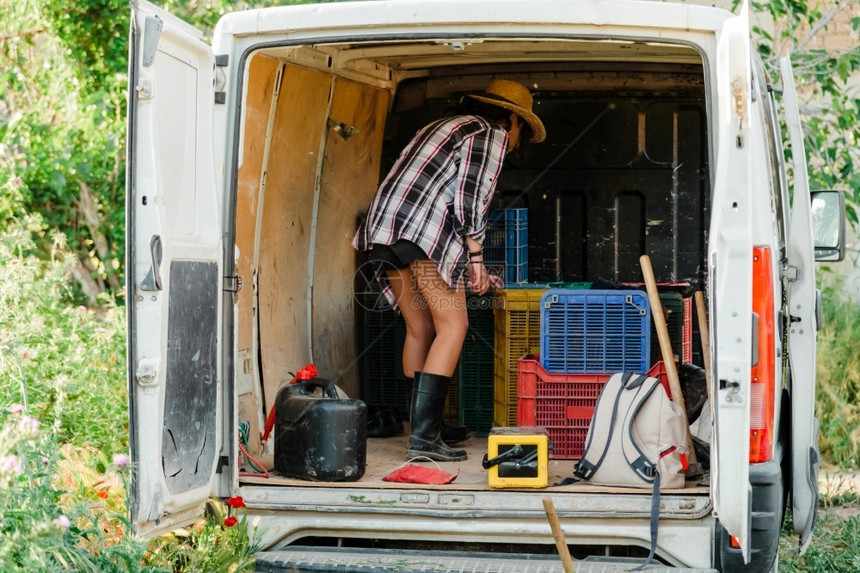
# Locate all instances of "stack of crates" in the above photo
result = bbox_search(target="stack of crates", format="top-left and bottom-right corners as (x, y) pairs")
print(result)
(485, 208), (528, 284)
(514, 289), (653, 459)
(359, 293), (495, 434)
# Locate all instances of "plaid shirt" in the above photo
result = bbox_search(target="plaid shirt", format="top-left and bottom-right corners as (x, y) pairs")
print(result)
(353, 115), (507, 302)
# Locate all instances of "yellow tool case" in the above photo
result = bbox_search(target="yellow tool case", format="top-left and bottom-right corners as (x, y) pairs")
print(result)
(482, 427), (550, 488)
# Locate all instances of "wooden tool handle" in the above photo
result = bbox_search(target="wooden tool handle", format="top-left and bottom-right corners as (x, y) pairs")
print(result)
(638, 255), (686, 410)
(542, 496), (576, 573)
(639, 255), (698, 466)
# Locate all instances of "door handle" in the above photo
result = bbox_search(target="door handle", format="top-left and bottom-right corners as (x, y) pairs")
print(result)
(140, 235), (162, 291)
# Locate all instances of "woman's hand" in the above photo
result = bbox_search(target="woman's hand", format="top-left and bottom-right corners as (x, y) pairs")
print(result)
(467, 261), (491, 295)
(468, 261), (504, 294)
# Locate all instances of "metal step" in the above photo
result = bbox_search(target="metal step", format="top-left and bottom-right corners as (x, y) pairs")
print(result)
(255, 547), (719, 572)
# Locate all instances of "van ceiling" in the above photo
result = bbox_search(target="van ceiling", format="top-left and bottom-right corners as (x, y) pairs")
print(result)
(259, 38), (703, 88)
(328, 38), (701, 68)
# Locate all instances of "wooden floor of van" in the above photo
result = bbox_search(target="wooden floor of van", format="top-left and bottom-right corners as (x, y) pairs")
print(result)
(241, 432), (709, 493)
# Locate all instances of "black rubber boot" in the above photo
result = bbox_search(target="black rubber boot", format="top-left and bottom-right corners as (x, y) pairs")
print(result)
(407, 372), (467, 462)
(405, 376), (472, 445)
(366, 405), (404, 437)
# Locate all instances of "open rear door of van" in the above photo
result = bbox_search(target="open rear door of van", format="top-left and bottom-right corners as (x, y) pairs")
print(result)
(709, 1), (754, 562)
(779, 55), (819, 553)
(126, 0), (223, 537)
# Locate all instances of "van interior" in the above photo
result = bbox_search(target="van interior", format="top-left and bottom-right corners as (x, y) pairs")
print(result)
(231, 37), (711, 493)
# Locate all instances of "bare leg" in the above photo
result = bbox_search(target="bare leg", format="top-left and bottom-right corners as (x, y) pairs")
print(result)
(401, 261), (470, 461)
(386, 267), (434, 378)
(410, 260), (468, 376)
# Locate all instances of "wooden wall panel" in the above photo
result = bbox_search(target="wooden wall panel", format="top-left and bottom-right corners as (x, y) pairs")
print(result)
(313, 78), (390, 398)
(235, 54), (279, 452)
(236, 54), (279, 353)
(259, 65), (332, 410)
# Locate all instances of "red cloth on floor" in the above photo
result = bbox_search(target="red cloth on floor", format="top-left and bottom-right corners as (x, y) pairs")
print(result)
(382, 464), (458, 484)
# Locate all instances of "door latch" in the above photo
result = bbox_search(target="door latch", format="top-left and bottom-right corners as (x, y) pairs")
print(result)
(136, 79), (153, 100)
(135, 358), (159, 387)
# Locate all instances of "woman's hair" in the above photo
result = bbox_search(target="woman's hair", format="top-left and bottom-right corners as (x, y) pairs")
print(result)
(458, 97), (534, 151)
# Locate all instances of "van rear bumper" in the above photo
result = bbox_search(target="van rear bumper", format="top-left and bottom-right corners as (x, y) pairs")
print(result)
(255, 546), (720, 572)
(244, 483), (715, 567)
(715, 458), (784, 572)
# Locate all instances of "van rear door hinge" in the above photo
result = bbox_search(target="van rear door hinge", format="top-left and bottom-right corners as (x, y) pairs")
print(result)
(781, 265), (798, 281)
(214, 54), (229, 104)
(224, 274), (243, 293)
(216, 455), (229, 474)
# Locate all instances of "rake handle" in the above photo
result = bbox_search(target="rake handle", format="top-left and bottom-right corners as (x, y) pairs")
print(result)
(639, 255), (698, 466)
(542, 496), (576, 573)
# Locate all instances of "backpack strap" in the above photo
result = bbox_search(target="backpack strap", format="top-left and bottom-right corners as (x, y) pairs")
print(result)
(571, 372), (635, 481)
(624, 374), (664, 570)
(620, 374), (662, 483)
(630, 471), (661, 571)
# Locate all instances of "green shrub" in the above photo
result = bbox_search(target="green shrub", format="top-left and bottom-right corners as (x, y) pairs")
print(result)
(143, 498), (260, 572)
(0, 381), (154, 571)
(0, 215), (259, 570)
(815, 285), (860, 468)
(0, 215), (127, 456)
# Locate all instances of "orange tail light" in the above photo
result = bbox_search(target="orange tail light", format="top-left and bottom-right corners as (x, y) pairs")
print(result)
(749, 247), (775, 463)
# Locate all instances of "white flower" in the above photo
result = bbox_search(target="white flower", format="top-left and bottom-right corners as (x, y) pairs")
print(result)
(54, 515), (71, 532)
(113, 453), (130, 468)
(9, 403), (24, 414)
(19, 416), (40, 434)
(0, 455), (22, 476)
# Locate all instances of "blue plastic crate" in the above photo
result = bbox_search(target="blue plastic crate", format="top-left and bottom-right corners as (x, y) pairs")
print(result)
(485, 209), (528, 284)
(540, 289), (651, 374)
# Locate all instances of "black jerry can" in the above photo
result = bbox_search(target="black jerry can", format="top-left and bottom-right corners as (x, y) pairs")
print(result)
(274, 377), (368, 481)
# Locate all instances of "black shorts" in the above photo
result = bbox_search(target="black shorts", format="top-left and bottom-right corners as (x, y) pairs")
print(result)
(367, 239), (429, 272)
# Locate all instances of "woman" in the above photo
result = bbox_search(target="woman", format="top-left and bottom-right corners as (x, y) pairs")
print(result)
(353, 79), (545, 462)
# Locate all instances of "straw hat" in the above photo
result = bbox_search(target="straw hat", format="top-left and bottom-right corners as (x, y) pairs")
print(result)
(465, 79), (546, 143)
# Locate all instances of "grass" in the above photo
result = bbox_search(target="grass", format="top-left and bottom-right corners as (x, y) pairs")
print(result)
(778, 284), (860, 571)
(1, 211), (858, 570)
(780, 487), (860, 572)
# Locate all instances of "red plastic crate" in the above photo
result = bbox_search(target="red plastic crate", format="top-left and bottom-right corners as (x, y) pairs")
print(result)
(517, 357), (671, 459)
(517, 357), (610, 459)
(646, 360), (672, 398)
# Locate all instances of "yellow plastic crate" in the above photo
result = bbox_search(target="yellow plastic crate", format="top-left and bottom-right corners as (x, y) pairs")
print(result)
(492, 288), (546, 427)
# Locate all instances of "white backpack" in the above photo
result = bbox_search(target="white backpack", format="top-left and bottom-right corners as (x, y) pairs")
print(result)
(561, 371), (689, 570)
(572, 371), (688, 489)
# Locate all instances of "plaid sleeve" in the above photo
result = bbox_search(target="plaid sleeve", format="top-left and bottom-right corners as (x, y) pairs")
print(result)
(450, 127), (507, 244)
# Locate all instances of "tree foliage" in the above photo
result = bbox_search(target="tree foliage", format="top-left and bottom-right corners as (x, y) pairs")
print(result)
(744, 0), (860, 225)
(0, 0), (127, 303)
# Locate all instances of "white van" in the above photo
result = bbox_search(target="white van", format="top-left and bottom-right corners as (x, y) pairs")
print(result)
(126, 0), (847, 570)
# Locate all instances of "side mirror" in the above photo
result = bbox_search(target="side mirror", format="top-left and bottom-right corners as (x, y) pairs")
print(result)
(810, 190), (846, 262)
